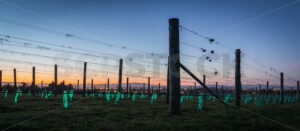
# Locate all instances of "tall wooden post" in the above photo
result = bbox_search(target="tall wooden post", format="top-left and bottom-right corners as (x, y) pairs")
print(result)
(54, 64), (57, 96)
(167, 57), (170, 104)
(107, 78), (110, 91)
(41, 81), (43, 89)
(129, 83), (132, 93)
(118, 59), (123, 92)
(203, 75), (206, 93)
(148, 77), (151, 95)
(194, 82), (196, 94)
(83, 62), (87, 97)
(297, 81), (299, 103)
(14, 68), (17, 92)
(0, 70), (2, 91)
(235, 49), (241, 107)
(203, 74), (206, 106)
(126, 77), (129, 94)
(0, 70), (2, 90)
(91, 79), (94, 93)
(280, 72), (284, 104)
(266, 81), (269, 95)
(32, 67), (36, 96)
(158, 83), (161, 94)
(168, 18), (180, 114)
(77, 80), (79, 92)
(215, 82), (218, 95)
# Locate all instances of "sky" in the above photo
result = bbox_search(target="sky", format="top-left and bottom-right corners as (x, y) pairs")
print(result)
(0, 0), (299, 88)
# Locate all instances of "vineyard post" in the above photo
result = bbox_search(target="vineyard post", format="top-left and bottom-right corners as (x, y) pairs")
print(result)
(91, 79), (94, 94)
(194, 82), (196, 94)
(167, 57), (169, 104)
(41, 81), (43, 89)
(235, 49), (241, 107)
(297, 81), (299, 103)
(83, 62), (87, 97)
(118, 59), (123, 92)
(203, 75), (206, 93)
(280, 72), (284, 104)
(168, 18), (181, 114)
(266, 81), (269, 95)
(126, 77), (129, 94)
(107, 78), (110, 91)
(129, 83), (132, 93)
(54, 65), (57, 96)
(32, 67), (36, 96)
(148, 77), (151, 95)
(216, 82), (218, 95)
(14, 68), (16, 93)
(77, 80), (79, 92)
(0, 70), (2, 90)
(158, 83), (161, 94)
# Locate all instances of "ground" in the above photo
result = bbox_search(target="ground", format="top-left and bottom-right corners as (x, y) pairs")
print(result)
(0, 94), (300, 131)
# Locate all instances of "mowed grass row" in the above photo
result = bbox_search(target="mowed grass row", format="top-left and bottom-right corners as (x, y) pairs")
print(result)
(0, 94), (300, 130)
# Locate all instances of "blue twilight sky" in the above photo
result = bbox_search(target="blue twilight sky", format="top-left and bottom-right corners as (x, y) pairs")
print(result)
(0, 0), (299, 86)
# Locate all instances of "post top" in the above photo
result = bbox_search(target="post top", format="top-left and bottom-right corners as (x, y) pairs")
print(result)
(169, 18), (179, 20)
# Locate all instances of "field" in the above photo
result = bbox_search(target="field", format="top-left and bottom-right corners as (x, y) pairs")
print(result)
(0, 94), (300, 131)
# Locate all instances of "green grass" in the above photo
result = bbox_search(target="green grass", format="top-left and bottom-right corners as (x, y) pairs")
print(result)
(0, 94), (300, 131)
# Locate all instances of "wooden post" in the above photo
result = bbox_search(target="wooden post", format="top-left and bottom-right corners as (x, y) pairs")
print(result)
(14, 68), (17, 92)
(158, 83), (161, 94)
(235, 49), (241, 107)
(83, 62), (87, 97)
(280, 72), (284, 104)
(168, 18), (180, 114)
(129, 83), (132, 93)
(297, 81), (299, 103)
(41, 81), (43, 89)
(148, 77), (151, 95)
(203, 75), (206, 92)
(118, 59), (123, 92)
(143, 83), (145, 93)
(266, 81), (269, 95)
(126, 77), (129, 94)
(203, 75), (206, 105)
(54, 64), (57, 96)
(0, 70), (2, 90)
(107, 78), (110, 91)
(215, 82), (218, 95)
(77, 80), (79, 92)
(167, 57), (170, 104)
(91, 79), (94, 93)
(32, 67), (36, 96)
(194, 82), (196, 94)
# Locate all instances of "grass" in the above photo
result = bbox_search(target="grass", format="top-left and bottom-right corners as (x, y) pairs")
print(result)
(0, 94), (300, 131)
